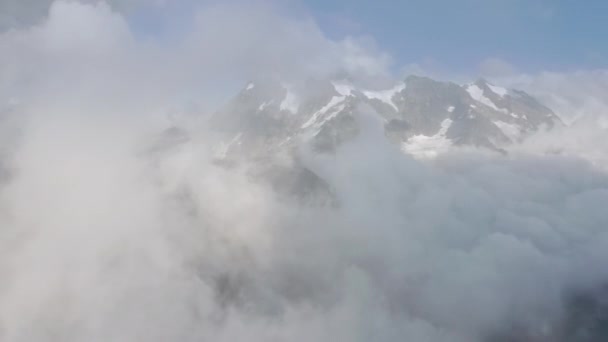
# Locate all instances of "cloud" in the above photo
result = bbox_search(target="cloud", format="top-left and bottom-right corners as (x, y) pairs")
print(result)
(484, 68), (608, 171)
(0, 0), (162, 30)
(496, 69), (608, 122)
(0, 1), (608, 342)
(478, 57), (519, 78)
(0, 0), (54, 30)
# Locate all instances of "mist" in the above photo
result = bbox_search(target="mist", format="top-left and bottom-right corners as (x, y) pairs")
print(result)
(1, 1), (608, 341)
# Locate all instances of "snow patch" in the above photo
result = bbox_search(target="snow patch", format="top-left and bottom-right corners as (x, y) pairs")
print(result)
(245, 83), (254, 91)
(280, 87), (299, 114)
(302, 96), (345, 129)
(447, 106), (455, 113)
(315, 103), (346, 132)
(215, 133), (242, 159)
(258, 101), (272, 111)
(438, 118), (453, 135)
(494, 121), (521, 141)
(487, 84), (508, 97)
(401, 119), (453, 159)
(363, 82), (406, 111)
(467, 84), (507, 113)
(332, 82), (355, 97)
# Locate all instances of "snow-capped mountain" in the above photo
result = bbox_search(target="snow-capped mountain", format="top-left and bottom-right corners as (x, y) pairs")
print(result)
(210, 75), (562, 161)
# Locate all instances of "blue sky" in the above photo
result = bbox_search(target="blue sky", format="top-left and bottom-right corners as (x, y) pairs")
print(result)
(122, 0), (607, 75)
(304, 0), (608, 73)
(3, 0), (606, 74)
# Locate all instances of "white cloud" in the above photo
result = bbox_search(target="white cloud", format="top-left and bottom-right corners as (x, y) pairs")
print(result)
(482, 68), (608, 171)
(496, 69), (608, 123)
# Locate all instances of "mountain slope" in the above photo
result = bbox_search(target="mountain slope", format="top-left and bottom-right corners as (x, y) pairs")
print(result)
(210, 75), (562, 161)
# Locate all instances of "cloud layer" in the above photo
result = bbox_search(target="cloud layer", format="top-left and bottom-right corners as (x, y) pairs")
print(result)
(0, 1), (608, 342)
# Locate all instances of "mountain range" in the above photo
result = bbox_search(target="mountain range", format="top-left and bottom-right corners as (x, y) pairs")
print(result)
(210, 75), (562, 161)
(155, 75), (564, 205)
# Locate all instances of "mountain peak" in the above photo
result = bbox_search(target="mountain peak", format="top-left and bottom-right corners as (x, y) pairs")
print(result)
(213, 75), (562, 160)
(405, 74), (438, 85)
(474, 77), (489, 86)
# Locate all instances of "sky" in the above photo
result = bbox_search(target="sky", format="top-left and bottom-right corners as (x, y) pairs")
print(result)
(305, 0), (608, 73)
(122, 0), (608, 74)
(1, 0), (608, 121)
(2, 0), (607, 75)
